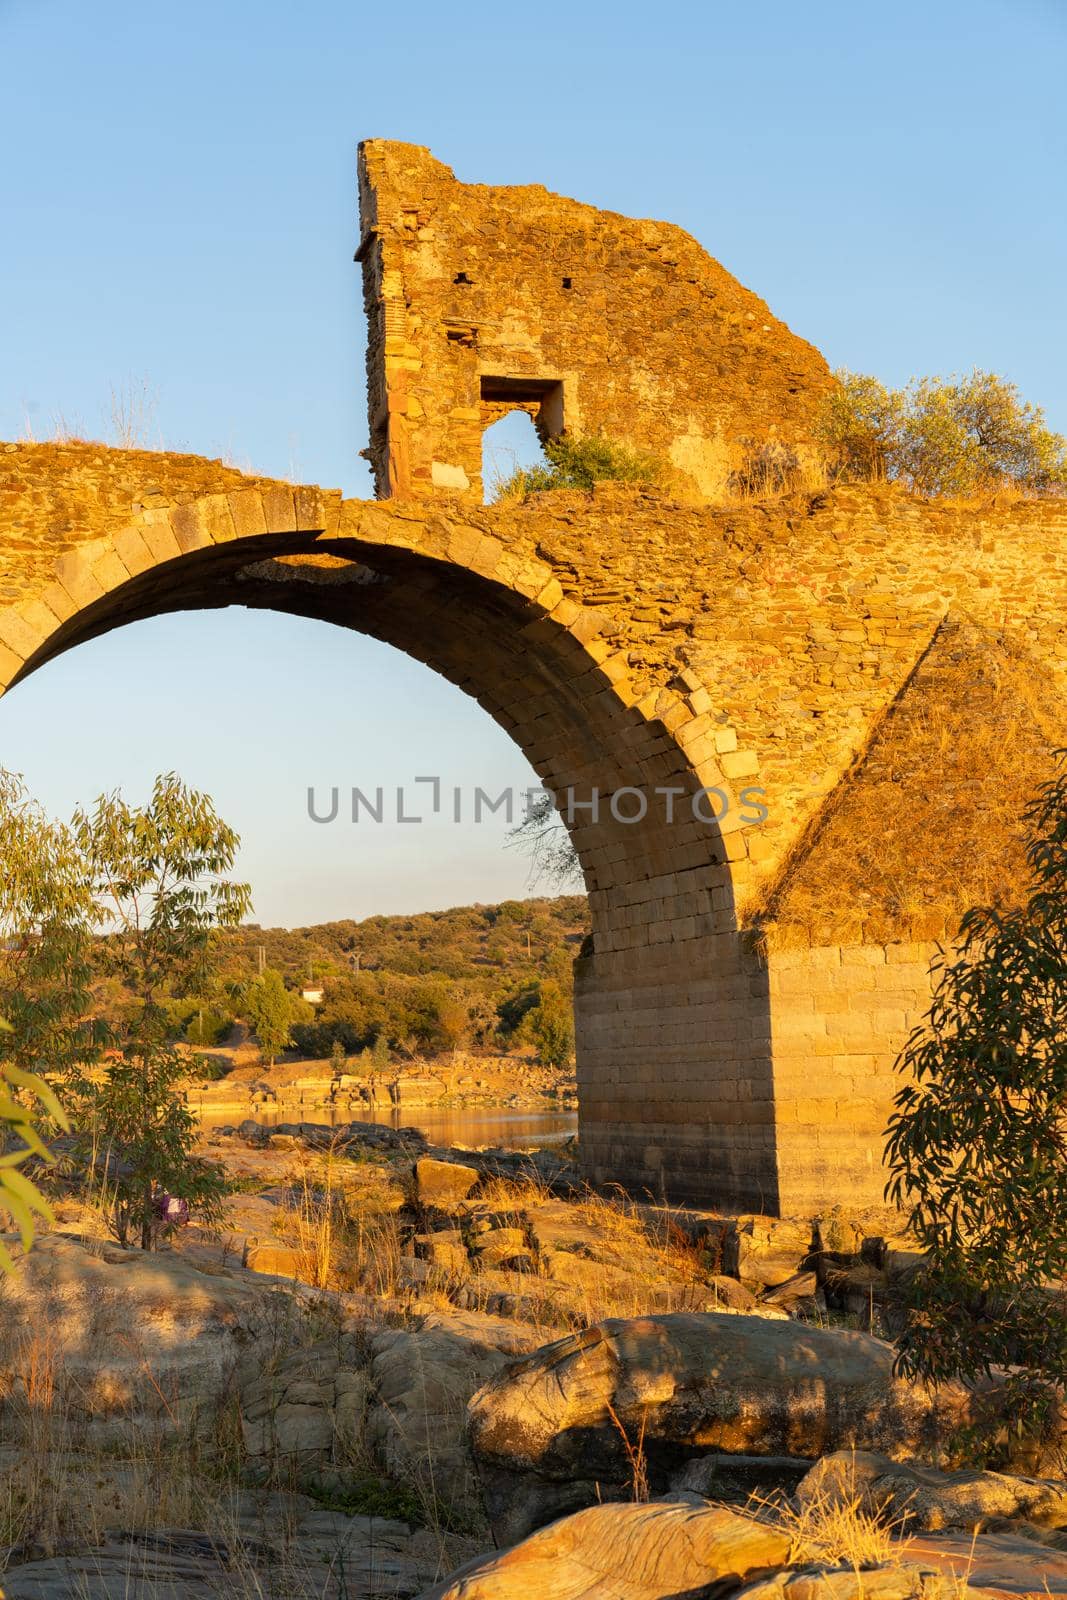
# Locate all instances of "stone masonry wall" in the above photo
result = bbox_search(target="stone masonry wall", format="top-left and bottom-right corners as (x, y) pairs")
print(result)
(768, 939), (941, 1215)
(357, 141), (834, 504)
(1, 442), (1064, 1211)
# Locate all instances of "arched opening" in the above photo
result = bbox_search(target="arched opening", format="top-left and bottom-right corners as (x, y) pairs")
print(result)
(0, 451), (778, 1208)
(0, 609), (548, 926)
(481, 409), (548, 503)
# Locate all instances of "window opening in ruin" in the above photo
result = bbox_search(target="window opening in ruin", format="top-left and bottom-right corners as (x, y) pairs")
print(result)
(481, 409), (548, 504)
(561, 276), (573, 289)
(454, 271), (472, 285)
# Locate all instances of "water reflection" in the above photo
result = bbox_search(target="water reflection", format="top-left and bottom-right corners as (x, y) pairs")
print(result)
(197, 1101), (578, 1150)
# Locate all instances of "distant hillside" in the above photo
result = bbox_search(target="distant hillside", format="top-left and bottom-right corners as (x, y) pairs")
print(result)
(219, 895), (589, 989)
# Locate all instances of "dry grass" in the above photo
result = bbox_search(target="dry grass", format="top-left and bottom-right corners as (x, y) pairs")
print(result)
(605, 1402), (650, 1502)
(749, 1478), (910, 1573)
(273, 1142), (406, 1297)
(415, 1173), (707, 1336)
(0, 1323), (245, 1565)
(19, 379), (162, 453)
(749, 617), (1067, 950)
(722, 447), (831, 506)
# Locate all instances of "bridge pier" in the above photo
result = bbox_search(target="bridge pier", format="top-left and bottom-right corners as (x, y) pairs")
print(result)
(577, 928), (941, 1216)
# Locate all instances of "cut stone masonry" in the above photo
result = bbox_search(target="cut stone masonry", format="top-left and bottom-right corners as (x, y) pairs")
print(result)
(1, 143), (1063, 1211)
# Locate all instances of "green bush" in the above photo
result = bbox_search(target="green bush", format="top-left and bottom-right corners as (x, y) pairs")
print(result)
(188, 1051), (231, 1081)
(885, 760), (1067, 1462)
(493, 433), (661, 500)
(183, 1007), (232, 1047)
(817, 368), (1067, 498)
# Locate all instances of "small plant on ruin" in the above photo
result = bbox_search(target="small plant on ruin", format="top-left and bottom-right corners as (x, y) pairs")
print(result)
(885, 759), (1067, 1464)
(68, 773), (251, 1249)
(493, 433), (661, 499)
(818, 368), (1067, 497)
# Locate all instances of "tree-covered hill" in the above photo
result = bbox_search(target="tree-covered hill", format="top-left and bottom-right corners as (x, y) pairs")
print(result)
(220, 895), (588, 987)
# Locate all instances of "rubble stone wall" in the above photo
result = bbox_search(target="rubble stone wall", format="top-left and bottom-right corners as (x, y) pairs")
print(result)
(356, 141), (835, 505)
(1, 443), (1063, 1211)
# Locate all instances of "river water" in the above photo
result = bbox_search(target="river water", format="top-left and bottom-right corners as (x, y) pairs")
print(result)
(196, 1101), (579, 1150)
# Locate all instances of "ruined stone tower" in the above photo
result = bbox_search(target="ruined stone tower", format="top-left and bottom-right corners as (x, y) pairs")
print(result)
(356, 140), (834, 504)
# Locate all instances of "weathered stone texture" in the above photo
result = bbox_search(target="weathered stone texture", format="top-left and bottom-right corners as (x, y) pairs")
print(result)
(356, 141), (834, 504)
(2, 438), (1066, 1210)
(8, 130), (1067, 1218)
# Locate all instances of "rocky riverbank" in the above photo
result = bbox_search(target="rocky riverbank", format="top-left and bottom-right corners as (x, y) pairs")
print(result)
(0, 1120), (1063, 1599)
(184, 1050), (578, 1125)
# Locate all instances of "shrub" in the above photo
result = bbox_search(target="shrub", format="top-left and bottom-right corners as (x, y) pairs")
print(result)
(815, 371), (903, 483)
(69, 773), (251, 1249)
(885, 759), (1067, 1462)
(818, 368), (1067, 498)
(182, 1006), (232, 1046)
(728, 440), (804, 500)
(528, 979), (575, 1069)
(493, 433), (661, 500)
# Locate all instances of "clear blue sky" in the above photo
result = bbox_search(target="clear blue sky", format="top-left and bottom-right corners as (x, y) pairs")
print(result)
(1, 0), (1063, 925)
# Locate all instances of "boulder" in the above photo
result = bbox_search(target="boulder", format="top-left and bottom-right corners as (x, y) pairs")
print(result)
(471, 1226), (534, 1271)
(525, 1200), (633, 1264)
(0, 1489), (448, 1600)
(416, 1229), (470, 1275)
(368, 1308), (543, 1523)
(732, 1564), (985, 1600)
(244, 1241), (303, 1278)
(467, 1312), (973, 1543)
(415, 1157), (480, 1207)
(908, 1526), (1067, 1595)
(415, 1500), (792, 1600)
(798, 1449), (1067, 1534)
(706, 1274), (758, 1311)
(724, 1216), (814, 1288)
(240, 1335), (374, 1477)
(761, 1270), (820, 1314)
(823, 1263), (889, 1319)
(0, 1233), (285, 1445)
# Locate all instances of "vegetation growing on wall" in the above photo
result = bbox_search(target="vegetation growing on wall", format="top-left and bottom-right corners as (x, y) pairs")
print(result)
(492, 434), (661, 501)
(817, 369), (1067, 498)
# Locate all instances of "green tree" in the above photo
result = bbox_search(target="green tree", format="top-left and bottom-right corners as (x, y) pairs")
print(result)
(885, 762), (1067, 1460)
(901, 371), (1067, 498)
(529, 979), (575, 1070)
(246, 968), (294, 1066)
(0, 771), (99, 1269)
(815, 370), (904, 483)
(818, 369), (1067, 497)
(329, 1036), (347, 1076)
(71, 773), (251, 1249)
(353, 1032), (391, 1096)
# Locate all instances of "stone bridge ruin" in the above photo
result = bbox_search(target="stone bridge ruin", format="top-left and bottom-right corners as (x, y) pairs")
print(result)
(1, 141), (1063, 1214)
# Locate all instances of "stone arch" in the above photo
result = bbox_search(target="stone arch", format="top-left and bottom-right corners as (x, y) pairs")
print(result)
(0, 451), (776, 1207)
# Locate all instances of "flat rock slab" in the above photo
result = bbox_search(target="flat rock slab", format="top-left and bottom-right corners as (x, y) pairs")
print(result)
(0, 1506), (452, 1600)
(799, 1451), (1067, 1534)
(907, 1530), (1067, 1597)
(416, 1500), (792, 1600)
